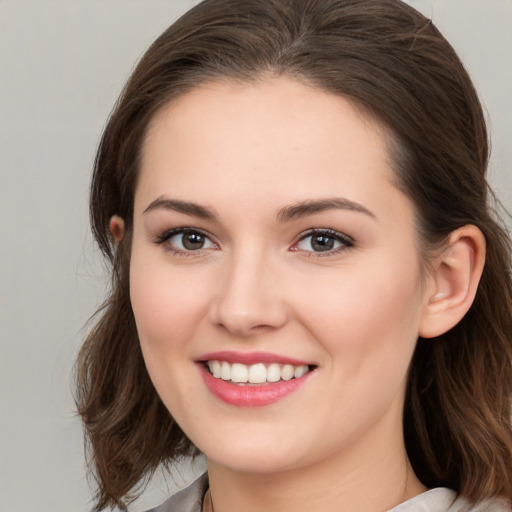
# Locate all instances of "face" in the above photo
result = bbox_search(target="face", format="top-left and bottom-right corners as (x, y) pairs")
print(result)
(129, 77), (431, 475)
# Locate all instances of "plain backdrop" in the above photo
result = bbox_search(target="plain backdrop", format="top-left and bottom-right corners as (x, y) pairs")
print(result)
(0, 1), (510, 511)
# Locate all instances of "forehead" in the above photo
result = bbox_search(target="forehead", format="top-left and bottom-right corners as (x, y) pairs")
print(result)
(135, 77), (405, 222)
(143, 77), (388, 159)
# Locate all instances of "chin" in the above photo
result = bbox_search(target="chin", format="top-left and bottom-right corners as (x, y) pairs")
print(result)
(195, 431), (305, 474)
(207, 450), (300, 474)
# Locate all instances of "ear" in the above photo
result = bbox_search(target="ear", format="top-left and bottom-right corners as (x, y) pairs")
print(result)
(109, 215), (125, 243)
(419, 225), (486, 338)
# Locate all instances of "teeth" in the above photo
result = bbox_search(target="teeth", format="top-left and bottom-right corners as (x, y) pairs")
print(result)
(281, 364), (294, 381)
(231, 363), (248, 383)
(207, 361), (310, 384)
(248, 363), (267, 384)
(210, 360), (222, 378)
(220, 361), (231, 380)
(294, 365), (306, 378)
(267, 363), (281, 383)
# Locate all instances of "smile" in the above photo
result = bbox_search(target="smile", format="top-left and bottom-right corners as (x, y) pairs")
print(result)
(207, 361), (310, 384)
(197, 352), (316, 407)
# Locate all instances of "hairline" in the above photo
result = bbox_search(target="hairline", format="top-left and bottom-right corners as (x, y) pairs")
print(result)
(134, 72), (435, 281)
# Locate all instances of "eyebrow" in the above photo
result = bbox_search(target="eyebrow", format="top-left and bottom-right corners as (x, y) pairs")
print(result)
(143, 196), (375, 222)
(143, 197), (217, 219)
(277, 198), (376, 222)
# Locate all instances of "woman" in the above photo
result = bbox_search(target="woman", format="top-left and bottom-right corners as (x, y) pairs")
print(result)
(75, 0), (512, 510)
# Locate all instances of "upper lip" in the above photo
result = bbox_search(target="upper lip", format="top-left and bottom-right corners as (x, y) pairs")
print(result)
(197, 351), (313, 366)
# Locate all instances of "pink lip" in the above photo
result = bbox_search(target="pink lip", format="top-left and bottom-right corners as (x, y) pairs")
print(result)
(197, 351), (311, 366)
(197, 356), (315, 408)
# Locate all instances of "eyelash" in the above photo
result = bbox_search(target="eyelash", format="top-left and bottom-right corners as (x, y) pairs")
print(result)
(292, 228), (354, 257)
(154, 227), (219, 257)
(154, 227), (354, 257)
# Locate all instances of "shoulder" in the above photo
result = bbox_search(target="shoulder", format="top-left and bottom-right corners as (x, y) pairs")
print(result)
(389, 488), (511, 512)
(144, 473), (209, 512)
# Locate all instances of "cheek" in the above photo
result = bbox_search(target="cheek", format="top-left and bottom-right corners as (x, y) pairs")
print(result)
(293, 256), (423, 372)
(129, 252), (209, 356)
(128, 250), (213, 413)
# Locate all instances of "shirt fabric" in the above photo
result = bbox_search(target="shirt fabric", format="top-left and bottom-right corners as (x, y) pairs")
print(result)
(145, 473), (510, 512)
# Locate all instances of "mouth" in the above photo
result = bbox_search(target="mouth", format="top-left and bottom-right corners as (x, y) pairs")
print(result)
(197, 352), (316, 407)
(204, 360), (313, 385)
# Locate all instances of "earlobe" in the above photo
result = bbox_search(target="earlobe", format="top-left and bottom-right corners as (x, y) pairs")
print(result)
(109, 215), (125, 243)
(419, 225), (486, 338)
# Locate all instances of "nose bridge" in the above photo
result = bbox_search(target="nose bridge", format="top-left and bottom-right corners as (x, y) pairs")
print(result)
(211, 244), (287, 335)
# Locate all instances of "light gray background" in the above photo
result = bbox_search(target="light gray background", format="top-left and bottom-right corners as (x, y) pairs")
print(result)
(0, 1), (510, 511)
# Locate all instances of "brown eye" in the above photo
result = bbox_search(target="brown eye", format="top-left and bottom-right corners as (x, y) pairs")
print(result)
(161, 229), (216, 252)
(310, 234), (335, 252)
(181, 232), (206, 250)
(295, 229), (353, 254)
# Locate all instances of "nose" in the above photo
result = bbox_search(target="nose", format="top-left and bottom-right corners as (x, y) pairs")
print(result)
(209, 251), (288, 337)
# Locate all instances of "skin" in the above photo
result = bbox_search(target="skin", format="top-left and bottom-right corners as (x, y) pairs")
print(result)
(125, 77), (482, 511)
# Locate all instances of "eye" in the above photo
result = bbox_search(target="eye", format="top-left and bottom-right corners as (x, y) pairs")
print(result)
(293, 229), (353, 254)
(155, 228), (217, 253)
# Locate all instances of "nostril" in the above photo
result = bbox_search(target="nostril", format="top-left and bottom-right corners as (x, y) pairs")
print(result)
(209, 270), (289, 334)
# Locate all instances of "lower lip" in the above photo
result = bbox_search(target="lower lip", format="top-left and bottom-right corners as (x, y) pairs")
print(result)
(199, 365), (313, 407)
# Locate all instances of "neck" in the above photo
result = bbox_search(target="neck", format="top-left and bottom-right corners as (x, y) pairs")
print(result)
(206, 414), (426, 512)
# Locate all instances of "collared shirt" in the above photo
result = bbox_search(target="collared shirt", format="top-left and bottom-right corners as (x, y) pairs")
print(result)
(146, 473), (510, 512)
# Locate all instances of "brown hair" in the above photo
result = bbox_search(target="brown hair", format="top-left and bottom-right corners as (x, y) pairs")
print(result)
(75, 0), (512, 509)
